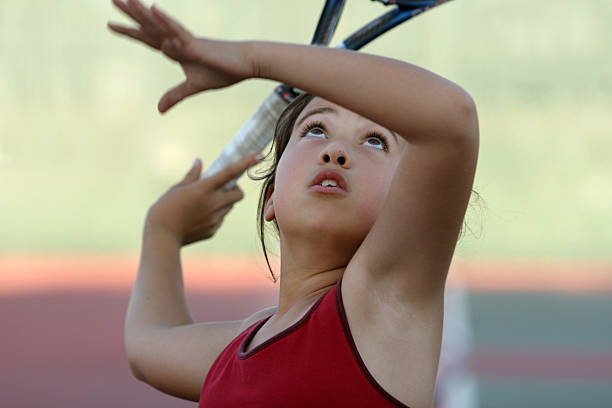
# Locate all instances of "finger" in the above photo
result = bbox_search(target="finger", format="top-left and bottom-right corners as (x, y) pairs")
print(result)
(150, 4), (193, 45)
(177, 157), (202, 186)
(214, 211), (230, 230)
(199, 206), (230, 234)
(110, 0), (165, 45)
(212, 203), (235, 220)
(217, 186), (245, 208)
(111, 0), (142, 25)
(127, 0), (170, 37)
(107, 22), (159, 49)
(206, 202), (237, 236)
(158, 81), (199, 113)
(203, 153), (262, 191)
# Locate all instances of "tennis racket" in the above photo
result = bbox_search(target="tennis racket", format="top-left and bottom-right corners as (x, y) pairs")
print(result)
(201, 0), (345, 189)
(202, 0), (454, 190)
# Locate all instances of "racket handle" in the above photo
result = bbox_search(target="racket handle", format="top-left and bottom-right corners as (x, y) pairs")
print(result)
(201, 90), (290, 191)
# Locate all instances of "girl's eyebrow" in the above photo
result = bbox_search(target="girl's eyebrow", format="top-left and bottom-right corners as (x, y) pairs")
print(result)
(296, 106), (337, 128)
(296, 106), (399, 145)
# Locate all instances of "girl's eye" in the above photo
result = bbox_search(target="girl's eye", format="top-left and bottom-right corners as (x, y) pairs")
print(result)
(300, 122), (327, 139)
(306, 127), (326, 138)
(365, 133), (389, 151)
(300, 122), (389, 152)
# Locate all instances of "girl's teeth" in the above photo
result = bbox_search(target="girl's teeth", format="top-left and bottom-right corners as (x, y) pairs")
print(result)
(321, 179), (338, 187)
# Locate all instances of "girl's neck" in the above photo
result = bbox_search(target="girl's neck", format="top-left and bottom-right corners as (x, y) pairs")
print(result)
(272, 227), (361, 319)
(275, 265), (344, 318)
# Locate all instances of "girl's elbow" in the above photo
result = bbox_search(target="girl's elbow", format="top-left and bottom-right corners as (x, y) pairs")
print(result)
(125, 331), (147, 382)
(129, 358), (146, 382)
(450, 89), (479, 142)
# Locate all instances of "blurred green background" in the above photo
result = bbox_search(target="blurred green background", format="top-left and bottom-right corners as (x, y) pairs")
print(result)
(1, 0), (610, 259)
(1, 2), (611, 408)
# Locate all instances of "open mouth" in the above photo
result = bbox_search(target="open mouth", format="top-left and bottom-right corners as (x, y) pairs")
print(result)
(309, 183), (347, 195)
(310, 170), (348, 194)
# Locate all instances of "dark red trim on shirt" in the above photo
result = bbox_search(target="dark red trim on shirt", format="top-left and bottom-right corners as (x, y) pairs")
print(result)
(238, 288), (330, 360)
(335, 275), (412, 408)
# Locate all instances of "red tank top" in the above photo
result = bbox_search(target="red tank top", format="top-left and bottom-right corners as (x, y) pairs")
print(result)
(198, 276), (411, 407)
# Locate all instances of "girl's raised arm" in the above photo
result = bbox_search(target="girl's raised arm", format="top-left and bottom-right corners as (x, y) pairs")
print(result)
(108, 0), (475, 141)
(109, 0), (479, 308)
(251, 40), (476, 143)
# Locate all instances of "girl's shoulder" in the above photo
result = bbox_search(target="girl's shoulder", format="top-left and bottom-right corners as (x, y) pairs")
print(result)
(236, 305), (278, 335)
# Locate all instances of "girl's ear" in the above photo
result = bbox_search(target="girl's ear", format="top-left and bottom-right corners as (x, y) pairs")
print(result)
(264, 183), (275, 222)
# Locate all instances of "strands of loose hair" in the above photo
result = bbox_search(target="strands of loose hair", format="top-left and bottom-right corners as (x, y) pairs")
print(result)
(247, 93), (485, 283)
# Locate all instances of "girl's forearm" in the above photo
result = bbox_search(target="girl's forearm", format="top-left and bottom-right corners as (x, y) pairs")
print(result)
(125, 220), (195, 337)
(248, 41), (476, 144)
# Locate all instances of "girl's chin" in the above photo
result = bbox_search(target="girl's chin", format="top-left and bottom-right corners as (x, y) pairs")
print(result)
(276, 205), (377, 237)
(279, 220), (370, 242)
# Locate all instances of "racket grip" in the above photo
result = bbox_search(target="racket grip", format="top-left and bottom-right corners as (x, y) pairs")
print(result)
(201, 90), (290, 191)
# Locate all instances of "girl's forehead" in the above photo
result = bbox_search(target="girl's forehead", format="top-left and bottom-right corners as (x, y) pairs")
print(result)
(300, 97), (354, 119)
(304, 96), (334, 110)
(295, 97), (375, 129)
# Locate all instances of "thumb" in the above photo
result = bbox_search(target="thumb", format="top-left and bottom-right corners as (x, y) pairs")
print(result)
(158, 81), (198, 113)
(180, 157), (202, 185)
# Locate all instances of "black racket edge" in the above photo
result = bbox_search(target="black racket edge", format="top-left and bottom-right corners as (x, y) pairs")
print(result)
(311, 0), (346, 46)
(371, 0), (439, 9)
(342, 0), (454, 51)
(277, 0), (346, 102)
(276, 0), (452, 101)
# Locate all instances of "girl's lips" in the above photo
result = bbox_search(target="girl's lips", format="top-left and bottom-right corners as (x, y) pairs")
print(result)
(308, 185), (348, 195)
(310, 170), (348, 191)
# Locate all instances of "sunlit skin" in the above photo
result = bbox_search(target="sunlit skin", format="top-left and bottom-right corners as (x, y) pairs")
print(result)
(262, 97), (409, 320)
(107, 1), (479, 406)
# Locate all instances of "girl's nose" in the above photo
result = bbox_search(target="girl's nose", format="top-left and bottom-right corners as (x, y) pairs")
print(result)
(321, 147), (350, 168)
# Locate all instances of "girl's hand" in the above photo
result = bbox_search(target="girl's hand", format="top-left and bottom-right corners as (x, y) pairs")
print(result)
(145, 153), (262, 247)
(108, 0), (255, 113)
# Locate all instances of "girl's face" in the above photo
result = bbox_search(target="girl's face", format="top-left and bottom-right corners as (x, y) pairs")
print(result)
(266, 97), (407, 247)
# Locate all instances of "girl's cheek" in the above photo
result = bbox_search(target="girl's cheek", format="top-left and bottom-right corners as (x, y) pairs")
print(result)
(274, 153), (299, 196)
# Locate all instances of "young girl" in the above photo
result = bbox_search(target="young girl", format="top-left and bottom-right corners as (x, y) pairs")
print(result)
(108, 1), (479, 407)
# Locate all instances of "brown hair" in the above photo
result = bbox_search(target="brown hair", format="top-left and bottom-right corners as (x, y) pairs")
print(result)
(247, 93), (485, 283)
(248, 93), (316, 283)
